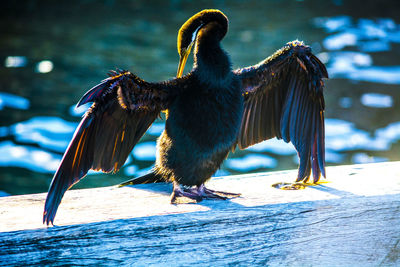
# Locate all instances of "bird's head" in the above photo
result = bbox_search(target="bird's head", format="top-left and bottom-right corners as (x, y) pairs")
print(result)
(176, 9), (228, 78)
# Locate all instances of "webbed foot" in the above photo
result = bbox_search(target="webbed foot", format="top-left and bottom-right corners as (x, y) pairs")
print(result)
(200, 184), (241, 199)
(170, 182), (202, 204)
(170, 182), (241, 204)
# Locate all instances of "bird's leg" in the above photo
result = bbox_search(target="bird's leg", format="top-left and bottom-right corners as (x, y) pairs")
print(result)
(197, 184), (241, 199)
(170, 181), (202, 204)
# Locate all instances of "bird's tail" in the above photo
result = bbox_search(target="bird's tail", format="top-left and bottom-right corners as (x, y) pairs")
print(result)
(118, 171), (164, 187)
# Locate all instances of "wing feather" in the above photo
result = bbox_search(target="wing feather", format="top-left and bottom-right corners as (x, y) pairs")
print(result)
(43, 71), (171, 225)
(234, 41), (328, 183)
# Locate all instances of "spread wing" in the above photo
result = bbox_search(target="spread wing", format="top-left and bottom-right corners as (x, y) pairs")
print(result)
(43, 70), (173, 225)
(234, 41), (328, 183)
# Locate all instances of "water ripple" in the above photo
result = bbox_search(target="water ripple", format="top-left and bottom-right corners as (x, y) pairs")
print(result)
(315, 16), (400, 84)
(246, 138), (296, 156)
(0, 92), (30, 110)
(132, 142), (157, 161)
(4, 56), (27, 68)
(325, 119), (391, 151)
(360, 93), (393, 108)
(226, 154), (277, 172)
(0, 141), (61, 173)
(11, 117), (77, 152)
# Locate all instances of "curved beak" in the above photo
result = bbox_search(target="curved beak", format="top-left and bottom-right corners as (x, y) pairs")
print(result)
(176, 43), (193, 78)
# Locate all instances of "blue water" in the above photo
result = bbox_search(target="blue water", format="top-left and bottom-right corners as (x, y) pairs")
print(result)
(1, 0), (399, 195)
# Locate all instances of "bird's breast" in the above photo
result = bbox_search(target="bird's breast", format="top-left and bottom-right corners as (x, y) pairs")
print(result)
(166, 79), (243, 152)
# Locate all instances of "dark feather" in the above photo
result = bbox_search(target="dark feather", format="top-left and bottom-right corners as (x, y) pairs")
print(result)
(234, 40), (327, 183)
(43, 71), (173, 225)
(119, 171), (165, 187)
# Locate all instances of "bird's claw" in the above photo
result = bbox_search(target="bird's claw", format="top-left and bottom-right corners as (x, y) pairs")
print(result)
(170, 187), (202, 204)
(201, 187), (241, 199)
(170, 182), (241, 204)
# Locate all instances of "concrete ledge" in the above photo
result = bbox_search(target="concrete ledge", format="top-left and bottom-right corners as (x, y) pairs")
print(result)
(0, 162), (399, 266)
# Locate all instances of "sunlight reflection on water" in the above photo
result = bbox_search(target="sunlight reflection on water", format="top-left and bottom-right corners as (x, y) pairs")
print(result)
(246, 138), (296, 155)
(360, 93), (393, 108)
(4, 56), (27, 68)
(69, 103), (91, 117)
(35, 60), (54, 73)
(11, 117), (77, 152)
(0, 141), (61, 173)
(325, 119), (392, 151)
(352, 152), (388, 164)
(133, 142), (157, 161)
(315, 16), (400, 84)
(0, 92), (30, 111)
(226, 154), (277, 171)
(1, 112), (399, 180)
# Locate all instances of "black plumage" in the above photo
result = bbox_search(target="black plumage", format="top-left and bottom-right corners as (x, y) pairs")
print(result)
(43, 9), (328, 225)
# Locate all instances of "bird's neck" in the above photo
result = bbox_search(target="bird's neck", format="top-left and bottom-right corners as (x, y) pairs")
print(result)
(193, 40), (232, 87)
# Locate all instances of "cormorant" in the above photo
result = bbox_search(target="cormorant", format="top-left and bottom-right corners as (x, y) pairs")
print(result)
(43, 9), (328, 225)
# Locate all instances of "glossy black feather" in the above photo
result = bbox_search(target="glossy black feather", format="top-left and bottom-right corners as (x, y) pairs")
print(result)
(234, 40), (328, 183)
(118, 171), (164, 187)
(43, 72), (171, 225)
